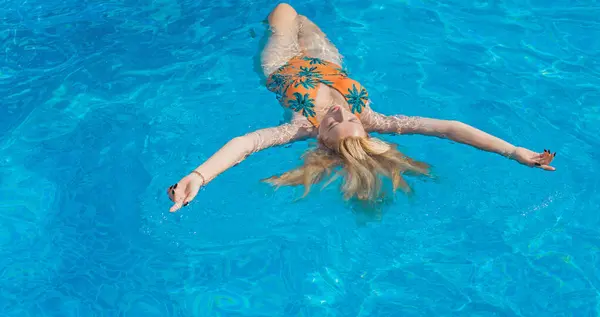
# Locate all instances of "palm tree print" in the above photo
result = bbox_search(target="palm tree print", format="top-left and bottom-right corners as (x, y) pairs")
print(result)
(320, 78), (334, 86)
(277, 62), (290, 73)
(298, 66), (322, 79)
(344, 84), (368, 114)
(302, 56), (326, 65)
(294, 77), (317, 89)
(335, 67), (349, 77)
(267, 74), (288, 95)
(287, 92), (316, 118)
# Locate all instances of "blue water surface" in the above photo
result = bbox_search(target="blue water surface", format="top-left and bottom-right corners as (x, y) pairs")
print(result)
(2, 0), (600, 316)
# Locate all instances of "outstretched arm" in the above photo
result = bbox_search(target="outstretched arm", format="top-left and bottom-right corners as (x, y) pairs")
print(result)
(167, 123), (315, 212)
(362, 109), (556, 170)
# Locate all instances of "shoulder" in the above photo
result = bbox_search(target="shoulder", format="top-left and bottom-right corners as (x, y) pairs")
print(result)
(359, 107), (424, 134)
(290, 116), (318, 136)
(359, 106), (380, 124)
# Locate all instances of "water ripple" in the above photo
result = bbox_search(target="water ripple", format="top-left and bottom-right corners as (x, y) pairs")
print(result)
(1, 0), (599, 316)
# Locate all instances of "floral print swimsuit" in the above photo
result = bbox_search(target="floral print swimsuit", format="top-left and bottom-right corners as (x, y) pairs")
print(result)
(189, 58), (423, 185)
(266, 55), (370, 127)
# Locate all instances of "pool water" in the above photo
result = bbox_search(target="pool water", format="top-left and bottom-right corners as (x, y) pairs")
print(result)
(2, 0), (600, 316)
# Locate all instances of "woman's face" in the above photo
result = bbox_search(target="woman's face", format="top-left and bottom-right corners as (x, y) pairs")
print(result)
(318, 105), (367, 147)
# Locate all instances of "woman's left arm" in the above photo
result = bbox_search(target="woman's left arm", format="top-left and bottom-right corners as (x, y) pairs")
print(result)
(362, 109), (556, 171)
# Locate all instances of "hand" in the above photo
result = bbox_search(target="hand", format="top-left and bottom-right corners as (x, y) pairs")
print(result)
(511, 147), (556, 171)
(166, 172), (204, 212)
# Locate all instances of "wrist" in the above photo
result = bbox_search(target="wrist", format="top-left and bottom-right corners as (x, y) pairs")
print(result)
(502, 146), (518, 160)
(190, 170), (207, 186)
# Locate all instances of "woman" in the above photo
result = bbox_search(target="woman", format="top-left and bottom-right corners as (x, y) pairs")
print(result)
(166, 3), (556, 212)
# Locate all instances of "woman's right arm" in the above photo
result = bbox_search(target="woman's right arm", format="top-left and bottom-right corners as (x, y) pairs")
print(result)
(167, 123), (315, 212)
(361, 108), (556, 170)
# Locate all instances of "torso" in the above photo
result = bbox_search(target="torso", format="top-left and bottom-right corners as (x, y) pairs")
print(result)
(312, 83), (349, 119)
(286, 85), (353, 128)
(266, 55), (370, 127)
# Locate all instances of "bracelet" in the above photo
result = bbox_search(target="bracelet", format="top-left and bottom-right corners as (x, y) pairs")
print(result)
(191, 170), (206, 187)
(504, 146), (517, 160)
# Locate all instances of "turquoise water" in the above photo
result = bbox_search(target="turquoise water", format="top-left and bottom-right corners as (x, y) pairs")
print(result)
(2, 0), (600, 316)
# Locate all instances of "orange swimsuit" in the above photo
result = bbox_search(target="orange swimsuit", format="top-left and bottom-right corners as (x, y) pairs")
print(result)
(266, 55), (369, 127)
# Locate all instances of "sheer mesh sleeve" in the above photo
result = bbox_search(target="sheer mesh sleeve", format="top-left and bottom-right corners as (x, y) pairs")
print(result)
(245, 119), (316, 153)
(193, 119), (316, 184)
(361, 107), (424, 134)
(360, 109), (518, 160)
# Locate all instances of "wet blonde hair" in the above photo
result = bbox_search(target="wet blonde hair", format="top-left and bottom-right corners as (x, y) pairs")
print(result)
(263, 136), (430, 201)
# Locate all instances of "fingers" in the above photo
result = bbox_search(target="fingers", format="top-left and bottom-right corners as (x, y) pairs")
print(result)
(182, 182), (203, 207)
(170, 200), (184, 212)
(184, 190), (198, 206)
(170, 192), (186, 213)
(167, 183), (180, 202)
(167, 179), (203, 212)
(537, 149), (556, 171)
(531, 149), (556, 171)
(539, 164), (556, 171)
(167, 182), (188, 212)
(167, 185), (175, 201)
(532, 149), (556, 164)
(541, 149), (556, 165)
(533, 162), (555, 171)
(542, 149), (556, 158)
(543, 149), (556, 156)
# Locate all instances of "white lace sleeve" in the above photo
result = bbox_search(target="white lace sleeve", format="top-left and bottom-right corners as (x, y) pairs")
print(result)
(361, 107), (424, 134)
(193, 120), (316, 184)
(245, 119), (316, 153)
(360, 110), (517, 159)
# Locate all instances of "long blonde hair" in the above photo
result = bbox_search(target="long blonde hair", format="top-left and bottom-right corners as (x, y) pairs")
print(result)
(263, 136), (430, 201)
